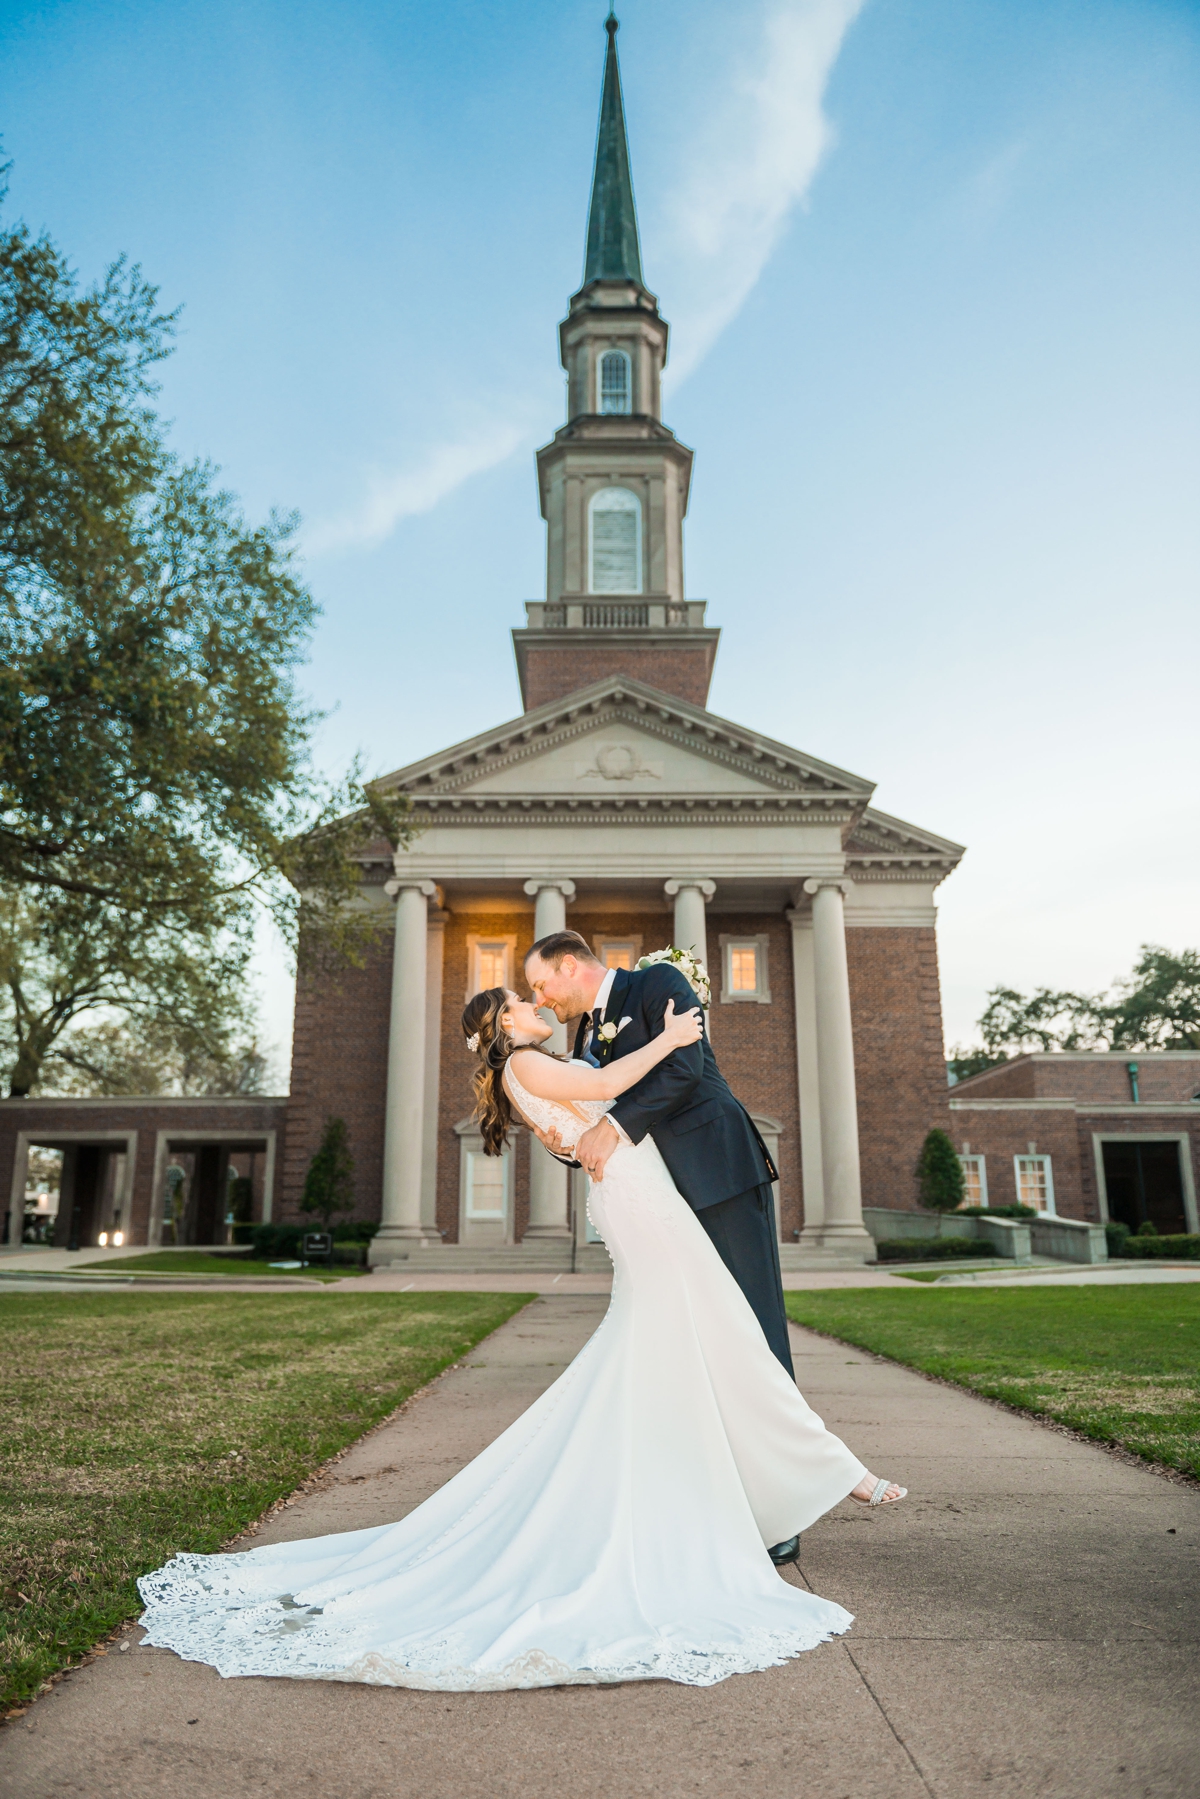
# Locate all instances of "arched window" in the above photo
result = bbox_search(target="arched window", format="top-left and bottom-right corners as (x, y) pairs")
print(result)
(588, 486), (642, 594)
(598, 348), (632, 415)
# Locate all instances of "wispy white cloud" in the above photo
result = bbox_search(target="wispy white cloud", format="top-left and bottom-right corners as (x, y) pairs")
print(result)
(303, 418), (527, 557)
(659, 0), (866, 382)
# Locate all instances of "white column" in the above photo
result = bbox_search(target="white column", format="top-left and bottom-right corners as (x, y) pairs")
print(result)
(419, 909), (448, 1234)
(786, 908), (825, 1249)
(663, 879), (715, 959)
(802, 878), (873, 1259)
(522, 879), (576, 1239)
(373, 877), (438, 1263)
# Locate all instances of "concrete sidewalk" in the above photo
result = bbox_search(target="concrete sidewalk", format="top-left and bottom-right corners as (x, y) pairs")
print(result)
(2, 1296), (1197, 1799)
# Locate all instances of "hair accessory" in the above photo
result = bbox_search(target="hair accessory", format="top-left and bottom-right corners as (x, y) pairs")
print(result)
(466, 1032), (480, 1053)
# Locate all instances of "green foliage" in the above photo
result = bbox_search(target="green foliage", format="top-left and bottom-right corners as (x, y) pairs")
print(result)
(946, 1047), (1007, 1084)
(785, 1285), (1200, 1477)
(916, 1127), (966, 1211)
(0, 1289), (532, 1708)
(0, 176), (421, 1095)
(950, 945), (1200, 1074)
(1108, 946), (1200, 1051)
(1121, 1234), (1200, 1260)
(1105, 1220), (1131, 1257)
(1137, 1218), (1159, 1236)
(958, 1204), (1038, 1220)
(875, 1237), (986, 1262)
(248, 1223), (305, 1260)
(300, 1117), (355, 1227)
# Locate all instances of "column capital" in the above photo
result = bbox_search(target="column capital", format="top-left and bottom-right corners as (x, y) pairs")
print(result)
(664, 878), (716, 900)
(801, 877), (853, 898)
(384, 877), (438, 901)
(522, 878), (577, 899)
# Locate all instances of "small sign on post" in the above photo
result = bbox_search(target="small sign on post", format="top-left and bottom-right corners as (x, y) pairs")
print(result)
(302, 1231), (333, 1268)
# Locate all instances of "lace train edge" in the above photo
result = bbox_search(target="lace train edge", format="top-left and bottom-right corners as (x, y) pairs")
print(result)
(135, 1615), (855, 1689)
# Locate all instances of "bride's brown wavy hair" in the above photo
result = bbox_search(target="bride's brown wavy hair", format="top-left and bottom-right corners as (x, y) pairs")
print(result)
(461, 988), (559, 1157)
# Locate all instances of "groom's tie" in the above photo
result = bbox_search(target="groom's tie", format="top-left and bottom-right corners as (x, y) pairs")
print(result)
(581, 1007), (603, 1069)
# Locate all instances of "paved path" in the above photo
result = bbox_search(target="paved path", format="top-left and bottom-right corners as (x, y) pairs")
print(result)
(3, 1296), (1197, 1798)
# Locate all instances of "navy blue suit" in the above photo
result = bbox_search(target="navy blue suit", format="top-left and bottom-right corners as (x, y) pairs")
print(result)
(575, 963), (794, 1376)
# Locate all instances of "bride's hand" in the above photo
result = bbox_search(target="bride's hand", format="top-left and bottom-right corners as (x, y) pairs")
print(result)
(661, 997), (704, 1048)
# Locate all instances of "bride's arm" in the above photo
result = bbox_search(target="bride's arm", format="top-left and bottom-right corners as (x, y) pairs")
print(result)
(508, 1000), (702, 1103)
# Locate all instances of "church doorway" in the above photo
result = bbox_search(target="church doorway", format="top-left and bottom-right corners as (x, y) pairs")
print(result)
(1101, 1139), (1189, 1235)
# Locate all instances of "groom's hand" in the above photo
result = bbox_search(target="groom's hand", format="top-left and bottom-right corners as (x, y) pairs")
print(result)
(576, 1118), (619, 1182)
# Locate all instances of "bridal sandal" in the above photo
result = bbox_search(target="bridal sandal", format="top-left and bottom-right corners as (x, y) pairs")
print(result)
(852, 1477), (907, 1507)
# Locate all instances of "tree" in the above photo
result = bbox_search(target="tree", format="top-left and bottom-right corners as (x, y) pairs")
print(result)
(0, 173), (418, 1094)
(946, 945), (1200, 1083)
(301, 1118), (355, 1230)
(1108, 947), (1200, 1051)
(917, 1128), (966, 1211)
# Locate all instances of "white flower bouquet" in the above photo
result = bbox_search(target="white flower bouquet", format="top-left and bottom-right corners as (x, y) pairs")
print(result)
(636, 945), (712, 1008)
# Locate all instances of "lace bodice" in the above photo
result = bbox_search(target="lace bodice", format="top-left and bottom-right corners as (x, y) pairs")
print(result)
(503, 1055), (612, 1151)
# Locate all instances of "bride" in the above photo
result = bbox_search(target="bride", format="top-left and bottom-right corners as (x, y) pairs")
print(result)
(138, 986), (904, 1691)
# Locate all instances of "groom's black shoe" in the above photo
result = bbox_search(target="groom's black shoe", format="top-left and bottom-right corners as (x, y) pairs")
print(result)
(768, 1535), (800, 1566)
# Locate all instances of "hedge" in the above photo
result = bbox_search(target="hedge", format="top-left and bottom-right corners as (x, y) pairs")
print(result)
(957, 1204), (1038, 1220)
(875, 1238), (993, 1263)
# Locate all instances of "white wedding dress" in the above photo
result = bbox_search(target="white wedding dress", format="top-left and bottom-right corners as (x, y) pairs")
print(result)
(138, 1062), (867, 1689)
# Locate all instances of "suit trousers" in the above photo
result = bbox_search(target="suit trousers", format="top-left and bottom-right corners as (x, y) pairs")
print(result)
(695, 1183), (795, 1379)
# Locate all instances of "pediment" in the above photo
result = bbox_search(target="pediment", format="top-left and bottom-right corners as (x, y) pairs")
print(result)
(377, 676), (876, 807)
(457, 718), (784, 796)
(845, 807), (965, 873)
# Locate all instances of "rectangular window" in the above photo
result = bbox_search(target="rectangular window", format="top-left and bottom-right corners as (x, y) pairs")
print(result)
(466, 935), (515, 999)
(465, 1149), (508, 1219)
(1014, 1155), (1055, 1213)
(599, 941), (639, 971)
(729, 946), (758, 992)
(719, 934), (771, 1004)
(959, 1155), (987, 1206)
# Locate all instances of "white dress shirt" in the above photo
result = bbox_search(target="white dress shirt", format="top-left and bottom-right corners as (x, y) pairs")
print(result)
(583, 965), (630, 1145)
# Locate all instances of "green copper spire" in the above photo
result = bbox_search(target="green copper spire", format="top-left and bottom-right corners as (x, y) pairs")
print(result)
(583, 11), (644, 286)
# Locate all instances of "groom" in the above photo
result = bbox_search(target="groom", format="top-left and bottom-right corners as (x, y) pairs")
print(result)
(524, 930), (794, 1380)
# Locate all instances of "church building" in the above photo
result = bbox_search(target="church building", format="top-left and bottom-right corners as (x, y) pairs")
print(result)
(282, 16), (966, 1270)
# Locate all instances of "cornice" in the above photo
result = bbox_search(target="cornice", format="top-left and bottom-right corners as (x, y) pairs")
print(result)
(409, 794), (860, 827)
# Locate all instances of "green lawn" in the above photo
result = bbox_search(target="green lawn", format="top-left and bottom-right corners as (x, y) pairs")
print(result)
(786, 1285), (1200, 1479)
(0, 1289), (532, 1712)
(75, 1250), (365, 1280)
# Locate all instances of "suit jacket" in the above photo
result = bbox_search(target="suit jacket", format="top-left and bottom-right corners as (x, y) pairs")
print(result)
(573, 962), (776, 1213)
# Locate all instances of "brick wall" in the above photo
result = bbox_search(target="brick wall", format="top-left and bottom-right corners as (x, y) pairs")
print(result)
(707, 913), (803, 1237)
(282, 924), (392, 1226)
(437, 911), (536, 1243)
(1074, 1111), (1200, 1223)
(952, 1055), (1200, 1105)
(521, 645), (713, 710)
(948, 1105), (1087, 1216)
(0, 1098), (287, 1246)
(846, 926), (952, 1212)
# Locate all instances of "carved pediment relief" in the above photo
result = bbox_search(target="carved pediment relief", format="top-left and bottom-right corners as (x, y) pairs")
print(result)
(454, 720), (785, 796)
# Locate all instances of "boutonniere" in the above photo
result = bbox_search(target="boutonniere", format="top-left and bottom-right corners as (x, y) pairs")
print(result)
(597, 1017), (632, 1045)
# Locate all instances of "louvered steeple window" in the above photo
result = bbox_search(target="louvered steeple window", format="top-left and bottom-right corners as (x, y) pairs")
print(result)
(599, 349), (632, 415)
(588, 486), (642, 593)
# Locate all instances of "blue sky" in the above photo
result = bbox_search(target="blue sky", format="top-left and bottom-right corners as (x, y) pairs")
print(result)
(4, 0), (1198, 1075)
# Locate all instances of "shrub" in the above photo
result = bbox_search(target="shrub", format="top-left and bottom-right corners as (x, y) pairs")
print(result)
(1137, 1218), (1158, 1236)
(875, 1237), (989, 1263)
(301, 1118), (355, 1229)
(958, 1204), (1038, 1220)
(1121, 1233), (1200, 1261)
(917, 1129), (966, 1211)
(1105, 1220), (1131, 1258)
(249, 1223), (305, 1260)
(331, 1219), (378, 1243)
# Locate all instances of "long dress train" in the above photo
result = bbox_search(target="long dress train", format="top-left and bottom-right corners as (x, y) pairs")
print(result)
(137, 1065), (867, 1689)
